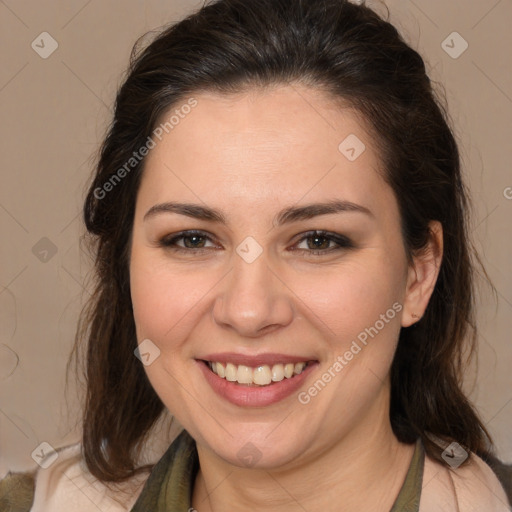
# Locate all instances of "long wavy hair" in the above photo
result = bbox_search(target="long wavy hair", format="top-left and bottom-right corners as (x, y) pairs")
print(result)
(69, 0), (495, 483)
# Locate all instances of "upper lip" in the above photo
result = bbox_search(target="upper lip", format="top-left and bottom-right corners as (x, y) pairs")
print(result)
(198, 352), (318, 367)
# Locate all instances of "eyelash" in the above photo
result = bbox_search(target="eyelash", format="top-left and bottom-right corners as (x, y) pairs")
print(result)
(158, 229), (354, 257)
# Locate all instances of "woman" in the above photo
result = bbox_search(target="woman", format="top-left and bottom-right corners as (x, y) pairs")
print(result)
(1, 0), (510, 510)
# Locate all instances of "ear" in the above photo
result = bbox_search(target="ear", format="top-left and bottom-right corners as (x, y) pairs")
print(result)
(401, 221), (443, 327)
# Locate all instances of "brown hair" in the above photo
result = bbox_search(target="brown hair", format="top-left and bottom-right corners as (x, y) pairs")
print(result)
(70, 0), (495, 483)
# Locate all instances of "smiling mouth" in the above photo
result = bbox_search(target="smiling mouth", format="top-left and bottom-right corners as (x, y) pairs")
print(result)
(202, 360), (314, 386)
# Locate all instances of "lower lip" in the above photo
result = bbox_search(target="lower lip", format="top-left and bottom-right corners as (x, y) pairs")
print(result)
(197, 361), (317, 407)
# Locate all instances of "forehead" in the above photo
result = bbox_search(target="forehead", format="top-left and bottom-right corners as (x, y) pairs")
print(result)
(138, 84), (393, 217)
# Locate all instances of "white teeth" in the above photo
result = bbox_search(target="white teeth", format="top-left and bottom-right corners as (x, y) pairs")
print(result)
(271, 364), (284, 382)
(225, 363), (237, 382)
(294, 362), (305, 374)
(216, 362), (225, 378)
(237, 365), (253, 384)
(208, 360), (309, 386)
(253, 365), (272, 385)
(284, 363), (294, 378)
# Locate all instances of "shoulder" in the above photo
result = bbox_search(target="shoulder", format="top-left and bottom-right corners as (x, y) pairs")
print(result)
(1, 443), (151, 512)
(420, 450), (511, 511)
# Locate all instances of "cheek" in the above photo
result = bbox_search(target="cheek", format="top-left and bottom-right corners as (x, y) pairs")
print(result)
(129, 252), (210, 415)
(129, 251), (215, 349)
(295, 258), (405, 342)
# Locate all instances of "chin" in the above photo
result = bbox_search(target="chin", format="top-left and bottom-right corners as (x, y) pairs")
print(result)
(191, 419), (318, 470)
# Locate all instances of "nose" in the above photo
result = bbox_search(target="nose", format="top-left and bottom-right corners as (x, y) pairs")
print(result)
(212, 250), (294, 338)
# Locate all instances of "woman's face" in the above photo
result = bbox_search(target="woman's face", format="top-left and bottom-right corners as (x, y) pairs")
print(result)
(130, 84), (422, 469)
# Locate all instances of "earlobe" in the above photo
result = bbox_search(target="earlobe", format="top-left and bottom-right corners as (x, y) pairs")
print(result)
(401, 221), (443, 328)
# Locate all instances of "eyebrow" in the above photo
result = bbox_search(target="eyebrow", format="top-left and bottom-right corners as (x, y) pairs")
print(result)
(143, 199), (373, 226)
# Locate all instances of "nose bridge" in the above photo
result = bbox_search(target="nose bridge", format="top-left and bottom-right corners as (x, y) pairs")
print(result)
(212, 243), (293, 335)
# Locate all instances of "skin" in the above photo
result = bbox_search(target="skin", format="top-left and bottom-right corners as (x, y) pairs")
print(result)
(129, 84), (443, 511)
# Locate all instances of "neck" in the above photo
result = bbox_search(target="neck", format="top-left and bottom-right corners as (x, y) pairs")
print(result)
(191, 388), (416, 512)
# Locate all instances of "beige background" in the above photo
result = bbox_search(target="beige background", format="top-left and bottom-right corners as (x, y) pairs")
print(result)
(0, 0), (511, 476)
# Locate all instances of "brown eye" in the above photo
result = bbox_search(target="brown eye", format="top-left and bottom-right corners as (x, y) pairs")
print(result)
(159, 230), (217, 253)
(305, 234), (332, 250)
(181, 234), (207, 248)
(293, 230), (354, 256)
